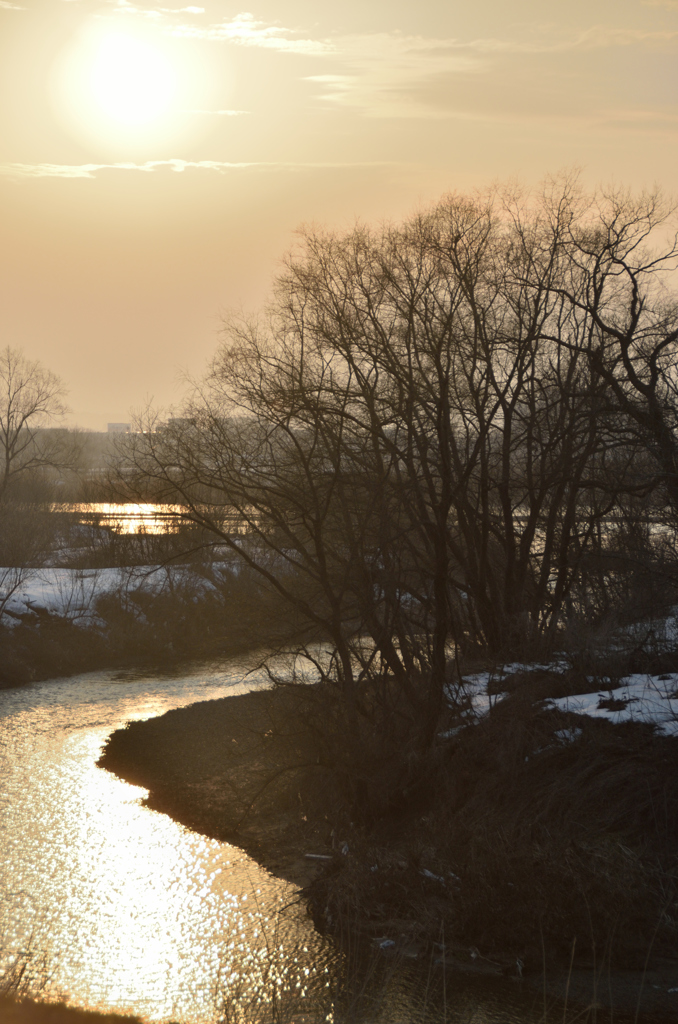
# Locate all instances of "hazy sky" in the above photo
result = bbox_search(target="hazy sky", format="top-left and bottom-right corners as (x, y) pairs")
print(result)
(1, 0), (676, 428)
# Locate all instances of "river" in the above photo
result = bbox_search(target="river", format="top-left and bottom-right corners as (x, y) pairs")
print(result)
(0, 660), (628, 1024)
(0, 657), (341, 1022)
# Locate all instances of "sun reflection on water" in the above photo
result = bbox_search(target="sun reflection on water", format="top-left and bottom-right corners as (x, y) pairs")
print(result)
(0, 665), (572, 1024)
(0, 665), (335, 1023)
(51, 503), (185, 535)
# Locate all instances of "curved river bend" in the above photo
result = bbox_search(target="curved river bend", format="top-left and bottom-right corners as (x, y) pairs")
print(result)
(0, 660), (613, 1024)
(0, 658), (340, 1022)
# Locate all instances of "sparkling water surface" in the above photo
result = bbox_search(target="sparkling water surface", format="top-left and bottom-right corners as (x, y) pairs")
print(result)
(0, 657), (335, 1022)
(0, 658), (615, 1024)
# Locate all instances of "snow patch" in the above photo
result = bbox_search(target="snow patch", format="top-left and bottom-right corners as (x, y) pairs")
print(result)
(0, 563), (239, 627)
(547, 675), (678, 737)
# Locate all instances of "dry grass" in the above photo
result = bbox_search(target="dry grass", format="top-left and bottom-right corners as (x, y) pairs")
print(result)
(0, 940), (140, 1024)
(304, 697), (678, 972)
(100, 667), (678, 1014)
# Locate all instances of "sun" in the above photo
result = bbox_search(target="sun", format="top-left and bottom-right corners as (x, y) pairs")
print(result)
(50, 20), (216, 155)
(89, 32), (177, 127)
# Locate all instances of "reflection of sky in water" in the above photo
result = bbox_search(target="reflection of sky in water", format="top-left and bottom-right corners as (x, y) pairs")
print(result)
(50, 502), (255, 537)
(52, 502), (184, 535)
(0, 661), (335, 1022)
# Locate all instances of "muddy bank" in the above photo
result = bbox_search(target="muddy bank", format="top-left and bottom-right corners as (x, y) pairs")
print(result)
(98, 687), (678, 1019)
(0, 996), (141, 1023)
(98, 687), (330, 890)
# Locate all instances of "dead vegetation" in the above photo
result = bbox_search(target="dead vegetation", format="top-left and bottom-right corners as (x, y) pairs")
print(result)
(308, 701), (678, 970)
(100, 667), (678, 986)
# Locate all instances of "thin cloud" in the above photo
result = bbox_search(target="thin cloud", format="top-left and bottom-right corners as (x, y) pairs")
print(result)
(103, 0), (204, 17)
(183, 109), (249, 116)
(305, 33), (484, 119)
(167, 14), (678, 120)
(168, 13), (678, 60)
(106, 0), (164, 18)
(305, 23), (678, 117)
(0, 159), (394, 180)
(456, 25), (678, 54)
(170, 12), (334, 55)
(574, 24), (678, 47)
(0, 1), (25, 8)
(83, 9), (678, 121)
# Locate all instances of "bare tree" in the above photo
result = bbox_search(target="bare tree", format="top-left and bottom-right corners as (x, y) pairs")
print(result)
(0, 348), (77, 622)
(0, 346), (72, 502)
(264, 189), (626, 666)
(117, 178), (678, 760)
(508, 181), (678, 629)
(539, 186), (678, 506)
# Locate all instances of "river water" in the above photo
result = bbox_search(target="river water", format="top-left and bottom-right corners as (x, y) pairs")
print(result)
(0, 658), (341, 1022)
(0, 661), (622, 1024)
(51, 503), (186, 535)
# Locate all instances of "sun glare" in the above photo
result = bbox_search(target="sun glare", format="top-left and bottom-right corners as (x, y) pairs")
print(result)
(51, 20), (218, 155)
(90, 33), (177, 126)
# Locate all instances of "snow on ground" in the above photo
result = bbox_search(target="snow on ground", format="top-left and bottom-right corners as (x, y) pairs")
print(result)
(5, 571), (678, 739)
(448, 661), (567, 718)
(0, 563), (237, 626)
(448, 658), (678, 737)
(1, 567), (120, 623)
(546, 675), (678, 737)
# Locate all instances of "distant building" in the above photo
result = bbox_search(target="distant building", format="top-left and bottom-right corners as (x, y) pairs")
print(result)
(107, 423), (131, 434)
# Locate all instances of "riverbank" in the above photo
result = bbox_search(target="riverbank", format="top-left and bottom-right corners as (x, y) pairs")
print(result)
(0, 611), (264, 690)
(98, 686), (327, 889)
(99, 677), (678, 1018)
(0, 995), (142, 1023)
(0, 563), (304, 688)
